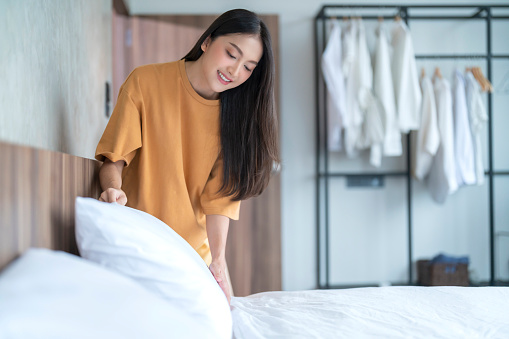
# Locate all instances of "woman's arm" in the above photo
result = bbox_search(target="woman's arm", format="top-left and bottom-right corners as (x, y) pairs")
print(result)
(206, 214), (231, 304)
(98, 159), (128, 205)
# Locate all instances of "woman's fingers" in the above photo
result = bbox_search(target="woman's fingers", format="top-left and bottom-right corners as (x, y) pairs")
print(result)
(209, 262), (231, 304)
(99, 188), (127, 205)
(117, 192), (128, 206)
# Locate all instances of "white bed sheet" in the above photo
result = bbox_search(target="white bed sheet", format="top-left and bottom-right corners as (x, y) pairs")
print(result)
(231, 286), (509, 339)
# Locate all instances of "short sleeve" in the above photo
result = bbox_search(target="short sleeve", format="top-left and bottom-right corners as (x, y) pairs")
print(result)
(200, 156), (241, 220)
(95, 77), (142, 166)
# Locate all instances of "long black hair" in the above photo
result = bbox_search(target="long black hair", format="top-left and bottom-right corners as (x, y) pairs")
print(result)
(184, 9), (279, 201)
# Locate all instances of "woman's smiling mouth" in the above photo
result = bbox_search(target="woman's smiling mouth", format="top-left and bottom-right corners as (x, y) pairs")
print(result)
(217, 70), (232, 84)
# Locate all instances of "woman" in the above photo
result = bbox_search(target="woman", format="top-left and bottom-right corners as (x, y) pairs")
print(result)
(95, 9), (279, 304)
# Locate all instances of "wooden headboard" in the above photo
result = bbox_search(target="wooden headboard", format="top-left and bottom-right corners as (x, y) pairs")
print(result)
(0, 140), (256, 297)
(0, 141), (101, 270)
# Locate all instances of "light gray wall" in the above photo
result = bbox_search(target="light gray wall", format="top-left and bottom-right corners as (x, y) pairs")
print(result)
(125, 0), (509, 290)
(0, 0), (112, 159)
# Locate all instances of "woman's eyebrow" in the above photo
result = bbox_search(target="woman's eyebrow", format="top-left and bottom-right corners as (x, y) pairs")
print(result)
(229, 42), (258, 65)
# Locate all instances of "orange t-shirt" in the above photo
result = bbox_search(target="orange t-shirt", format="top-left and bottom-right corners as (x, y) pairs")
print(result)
(95, 60), (241, 264)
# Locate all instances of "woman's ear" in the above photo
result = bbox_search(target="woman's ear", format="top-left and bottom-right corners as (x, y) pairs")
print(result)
(201, 36), (212, 52)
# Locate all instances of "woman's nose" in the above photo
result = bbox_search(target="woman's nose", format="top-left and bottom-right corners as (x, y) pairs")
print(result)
(227, 63), (241, 78)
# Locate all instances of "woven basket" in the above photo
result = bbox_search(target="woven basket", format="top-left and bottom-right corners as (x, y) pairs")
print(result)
(417, 260), (469, 286)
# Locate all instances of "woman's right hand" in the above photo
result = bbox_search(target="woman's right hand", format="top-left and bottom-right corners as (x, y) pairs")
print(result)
(99, 188), (127, 205)
(98, 159), (126, 205)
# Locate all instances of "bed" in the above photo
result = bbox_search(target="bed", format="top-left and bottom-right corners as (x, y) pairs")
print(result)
(230, 287), (509, 338)
(1, 141), (508, 339)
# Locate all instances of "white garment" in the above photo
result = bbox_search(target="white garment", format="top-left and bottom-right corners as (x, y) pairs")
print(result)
(321, 21), (346, 151)
(342, 19), (362, 158)
(391, 21), (422, 133)
(453, 70), (476, 186)
(465, 71), (488, 185)
(413, 75), (440, 181)
(358, 89), (384, 167)
(373, 23), (401, 159)
(353, 19), (384, 168)
(427, 77), (458, 204)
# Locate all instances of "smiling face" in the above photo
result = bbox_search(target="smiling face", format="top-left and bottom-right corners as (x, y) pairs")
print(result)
(199, 33), (263, 97)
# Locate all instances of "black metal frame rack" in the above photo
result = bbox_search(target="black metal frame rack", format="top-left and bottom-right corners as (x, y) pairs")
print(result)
(315, 4), (509, 289)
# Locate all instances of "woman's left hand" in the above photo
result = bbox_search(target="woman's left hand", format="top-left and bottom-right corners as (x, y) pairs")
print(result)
(209, 259), (231, 304)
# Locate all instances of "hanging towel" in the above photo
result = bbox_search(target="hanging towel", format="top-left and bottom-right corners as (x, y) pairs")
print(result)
(453, 70), (476, 186)
(342, 19), (362, 158)
(427, 77), (458, 204)
(373, 23), (401, 159)
(413, 75), (440, 181)
(465, 71), (488, 186)
(391, 21), (422, 133)
(321, 21), (347, 152)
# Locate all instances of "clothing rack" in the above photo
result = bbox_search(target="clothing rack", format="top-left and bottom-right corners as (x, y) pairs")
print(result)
(315, 4), (509, 289)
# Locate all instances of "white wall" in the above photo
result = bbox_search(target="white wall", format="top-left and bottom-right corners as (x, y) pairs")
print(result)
(0, 0), (112, 159)
(125, 0), (509, 291)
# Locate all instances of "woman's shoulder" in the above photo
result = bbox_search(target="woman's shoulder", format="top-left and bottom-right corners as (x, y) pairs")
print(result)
(122, 60), (182, 94)
(130, 60), (181, 79)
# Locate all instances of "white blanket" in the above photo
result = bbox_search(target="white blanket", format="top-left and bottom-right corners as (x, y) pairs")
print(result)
(231, 286), (509, 338)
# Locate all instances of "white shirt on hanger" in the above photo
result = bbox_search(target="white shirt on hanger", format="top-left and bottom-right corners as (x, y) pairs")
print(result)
(465, 71), (488, 185)
(426, 77), (458, 204)
(391, 20), (422, 133)
(321, 21), (347, 152)
(413, 75), (440, 181)
(355, 20), (383, 145)
(453, 69), (477, 186)
(354, 19), (384, 167)
(373, 23), (401, 158)
(342, 19), (362, 158)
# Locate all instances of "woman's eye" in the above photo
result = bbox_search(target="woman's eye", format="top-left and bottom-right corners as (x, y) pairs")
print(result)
(226, 50), (236, 59)
(244, 65), (252, 72)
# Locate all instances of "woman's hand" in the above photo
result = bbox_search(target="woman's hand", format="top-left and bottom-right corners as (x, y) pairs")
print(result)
(99, 187), (127, 205)
(209, 259), (231, 304)
(98, 159), (126, 205)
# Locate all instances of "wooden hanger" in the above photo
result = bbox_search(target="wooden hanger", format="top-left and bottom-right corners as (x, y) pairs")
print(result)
(466, 67), (484, 90)
(394, 15), (401, 22)
(434, 67), (443, 79)
(470, 67), (483, 90)
(421, 67), (426, 79)
(478, 67), (493, 93)
(471, 67), (493, 92)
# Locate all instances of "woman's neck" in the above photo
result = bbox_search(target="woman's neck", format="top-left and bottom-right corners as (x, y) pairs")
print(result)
(184, 60), (219, 100)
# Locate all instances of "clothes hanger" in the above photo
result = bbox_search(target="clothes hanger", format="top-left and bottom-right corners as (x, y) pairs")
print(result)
(466, 67), (485, 91)
(472, 67), (493, 92)
(434, 67), (443, 79)
(467, 67), (482, 89)
(421, 67), (426, 79)
(479, 67), (493, 93)
(328, 16), (338, 31)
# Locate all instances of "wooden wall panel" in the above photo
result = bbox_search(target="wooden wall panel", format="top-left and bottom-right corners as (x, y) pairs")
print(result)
(112, 13), (281, 296)
(0, 142), (101, 270)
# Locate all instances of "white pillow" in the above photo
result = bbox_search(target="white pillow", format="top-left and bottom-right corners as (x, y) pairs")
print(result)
(0, 248), (208, 339)
(75, 197), (232, 339)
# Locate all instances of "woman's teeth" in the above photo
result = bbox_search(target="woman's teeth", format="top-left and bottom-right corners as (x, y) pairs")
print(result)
(219, 71), (231, 82)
